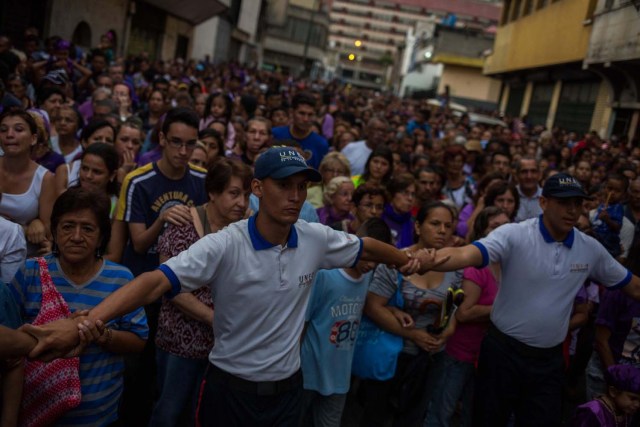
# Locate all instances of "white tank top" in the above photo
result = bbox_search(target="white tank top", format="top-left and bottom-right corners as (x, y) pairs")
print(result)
(66, 160), (81, 188)
(51, 136), (83, 163)
(0, 165), (48, 225)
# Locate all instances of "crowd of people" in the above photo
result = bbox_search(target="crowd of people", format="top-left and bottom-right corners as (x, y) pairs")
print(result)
(2, 26), (640, 427)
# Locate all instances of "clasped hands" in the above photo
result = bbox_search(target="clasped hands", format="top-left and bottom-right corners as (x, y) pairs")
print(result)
(398, 248), (449, 275)
(19, 311), (108, 362)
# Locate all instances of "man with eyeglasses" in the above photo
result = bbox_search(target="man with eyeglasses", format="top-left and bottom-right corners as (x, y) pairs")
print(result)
(114, 108), (207, 424)
(341, 117), (388, 176)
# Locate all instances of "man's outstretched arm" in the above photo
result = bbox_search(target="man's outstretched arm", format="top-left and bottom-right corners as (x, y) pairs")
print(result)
(23, 269), (172, 360)
(432, 244), (485, 272)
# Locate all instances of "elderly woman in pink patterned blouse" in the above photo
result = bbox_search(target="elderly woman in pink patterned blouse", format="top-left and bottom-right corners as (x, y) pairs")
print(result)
(148, 157), (252, 427)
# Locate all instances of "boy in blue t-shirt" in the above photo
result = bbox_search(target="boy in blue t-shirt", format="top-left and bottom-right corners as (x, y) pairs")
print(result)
(300, 218), (392, 426)
(591, 174), (628, 258)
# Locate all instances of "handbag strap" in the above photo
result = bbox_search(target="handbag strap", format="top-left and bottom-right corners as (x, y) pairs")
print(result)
(36, 257), (71, 318)
(396, 271), (404, 309)
(388, 271), (404, 309)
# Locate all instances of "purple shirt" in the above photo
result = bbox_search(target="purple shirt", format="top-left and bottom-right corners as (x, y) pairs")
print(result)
(316, 206), (353, 226)
(456, 203), (474, 238)
(595, 289), (640, 363)
(571, 399), (630, 427)
(36, 150), (65, 173)
(138, 146), (162, 167)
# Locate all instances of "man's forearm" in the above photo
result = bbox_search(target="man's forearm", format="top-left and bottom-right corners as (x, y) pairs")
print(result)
(0, 327), (36, 358)
(360, 237), (410, 267)
(432, 245), (483, 272)
(89, 270), (172, 324)
(130, 218), (165, 254)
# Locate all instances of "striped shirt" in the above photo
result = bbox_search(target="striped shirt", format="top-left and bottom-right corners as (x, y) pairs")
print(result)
(10, 255), (148, 427)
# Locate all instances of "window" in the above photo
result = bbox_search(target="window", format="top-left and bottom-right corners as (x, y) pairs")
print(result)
(522, 0), (534, 16)
(510, 0), (523, 22)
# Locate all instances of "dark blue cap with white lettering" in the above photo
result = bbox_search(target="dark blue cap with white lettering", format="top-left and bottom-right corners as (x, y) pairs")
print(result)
(542, 173), (591, 199)
(254, 146), (322, 182)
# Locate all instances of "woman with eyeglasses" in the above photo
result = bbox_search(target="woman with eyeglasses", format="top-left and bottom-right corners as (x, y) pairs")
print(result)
(307, 152), (352, 209)
(332, 184), (386, 234)
(148, 158), (252, 427)
(359, 201), (462, 426)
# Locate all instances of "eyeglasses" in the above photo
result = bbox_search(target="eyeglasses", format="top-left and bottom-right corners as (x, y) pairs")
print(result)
(400, 190), (416, 198)
(324, 168), (346, 175)
(360, 203), (384, 211)
(167, 137), (197, 149)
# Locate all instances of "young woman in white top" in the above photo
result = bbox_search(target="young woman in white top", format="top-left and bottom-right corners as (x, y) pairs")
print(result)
(0, 108), (56, 256)
(52, 104), (83, 163)
(54, 119), (116, 195)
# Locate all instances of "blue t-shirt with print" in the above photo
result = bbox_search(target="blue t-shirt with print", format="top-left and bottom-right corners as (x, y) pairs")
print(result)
(301, 268), (372, 395)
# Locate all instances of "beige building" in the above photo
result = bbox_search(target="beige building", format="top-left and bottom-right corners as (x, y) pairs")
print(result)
(328, 0), (501, 90)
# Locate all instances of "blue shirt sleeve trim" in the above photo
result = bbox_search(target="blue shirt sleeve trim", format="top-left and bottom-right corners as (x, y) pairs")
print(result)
(158, 264), (181, 299)
(610, 269), (632, 290)
(351, 238), (364, 268)
(471, 241), (489, 268)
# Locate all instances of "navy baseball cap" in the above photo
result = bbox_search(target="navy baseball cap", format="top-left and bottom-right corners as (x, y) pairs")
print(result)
(254, 147), (322, 182)
(542, 173), (591, 199)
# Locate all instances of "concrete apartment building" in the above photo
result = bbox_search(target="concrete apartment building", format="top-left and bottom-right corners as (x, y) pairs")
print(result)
(327, 0), (501, 91)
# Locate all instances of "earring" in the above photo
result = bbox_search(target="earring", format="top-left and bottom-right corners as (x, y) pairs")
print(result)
(95, 248), (103, 258)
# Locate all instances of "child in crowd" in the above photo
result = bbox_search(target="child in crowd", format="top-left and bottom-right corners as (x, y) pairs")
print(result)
(199, 91), (236, 149)
(572, 364), (640, 426)
(590, 173), (628, 258)
(300, 218), (392, 427)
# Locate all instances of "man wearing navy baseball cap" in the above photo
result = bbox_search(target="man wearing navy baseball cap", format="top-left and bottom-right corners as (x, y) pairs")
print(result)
(23, 145), (450, 426)
(410, 172), (640, 426)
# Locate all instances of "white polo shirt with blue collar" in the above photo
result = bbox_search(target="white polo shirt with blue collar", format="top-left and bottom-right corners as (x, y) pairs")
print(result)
(472, 215), (631, 348)
(159, 214), (363, 381)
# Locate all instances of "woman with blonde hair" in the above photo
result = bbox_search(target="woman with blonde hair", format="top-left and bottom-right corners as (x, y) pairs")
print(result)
(307, 152), (351, 208)
(316, 175), (355, 226)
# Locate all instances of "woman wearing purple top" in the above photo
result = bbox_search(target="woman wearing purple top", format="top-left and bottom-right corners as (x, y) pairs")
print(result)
(316, 176), (354, 226)
(586, 288), (640, 400)
(382, 173), (416, 248)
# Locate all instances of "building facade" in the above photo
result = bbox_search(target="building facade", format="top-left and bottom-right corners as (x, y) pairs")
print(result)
(328, 0), (501, 91)
(258, 0), (330, 77)
(483, 0), (619, 137)
(584, 0), (640, 142)
(0, 0), (240, 62)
